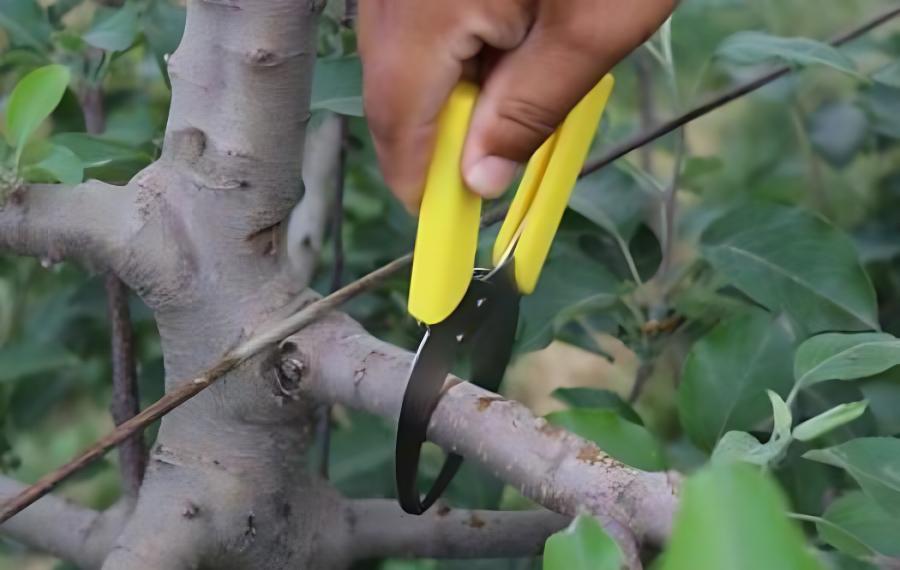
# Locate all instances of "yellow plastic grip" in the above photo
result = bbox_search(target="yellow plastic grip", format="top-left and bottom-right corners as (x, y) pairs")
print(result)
(492, 75), (615, 293)
(407, 82), (481, 325)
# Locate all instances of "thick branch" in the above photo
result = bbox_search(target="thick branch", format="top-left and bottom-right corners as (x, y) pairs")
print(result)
(0, 476), (124, 569)
(346, 499), (568, 561)
(0, 182), (136, 270)
(287, 317), (680, 548)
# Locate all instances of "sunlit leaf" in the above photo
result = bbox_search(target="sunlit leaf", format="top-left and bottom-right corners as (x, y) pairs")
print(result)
(712, 391), (793, 466)
(4, 64), (71, 157)
(795, 332), (900, 388)
(793, 401), (868, 442)
(716, 31), (860, 78)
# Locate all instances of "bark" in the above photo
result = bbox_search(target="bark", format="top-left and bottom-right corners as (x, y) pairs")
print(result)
(284, 316), (681, 549)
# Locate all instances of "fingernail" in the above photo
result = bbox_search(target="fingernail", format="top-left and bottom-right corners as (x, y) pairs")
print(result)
(465, 156), (519, 198)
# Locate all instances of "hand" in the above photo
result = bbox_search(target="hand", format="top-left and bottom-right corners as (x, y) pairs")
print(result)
(358, 0), (677, 212)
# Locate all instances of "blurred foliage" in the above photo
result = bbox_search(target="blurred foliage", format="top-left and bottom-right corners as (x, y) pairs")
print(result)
(0, 0), (899, 568)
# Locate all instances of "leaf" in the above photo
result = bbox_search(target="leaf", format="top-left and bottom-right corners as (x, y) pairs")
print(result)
(0, 0), (52, 51)
(808, 103), (869, 168)
(793, 402), (868, 442)
(516, 247), (620, 353)
(553, 387), (643, 425)
(546, 408), (666, 471)
(862, 85), (900, 140)
(311, 56), (363, 116)
(804, 437), (900, 517)
(817, 491), (900, 558)
(678, 309), (793, 450)
(873, 61), (900, 89)
(795, 332), (900, 388)
(21, 143), (83, 184)
(0, 343), (80, 384)
(712, 391), (793, 466)
(83, 2), (142, 52)
(142, 0), (186, 83)
(52, 133), (152, 181)
(4, 64), (71, 156)
(716, 31), (860, 78)
(662, 463), (823, 570)
(543, 515), (623, 570)
(700, 202), (877, 335)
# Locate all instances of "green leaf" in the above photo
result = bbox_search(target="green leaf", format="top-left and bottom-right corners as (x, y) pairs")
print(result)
(52, 133), (152, 181)
(4, 64), (71, 157)
(516, 247), (619, 353)
(700, 203), (877, 335)
(804, 438), (900, 517)
(795, 332), (900, 388)
(793, 402), (868, 442)
(546, 408), (666, 471)
(862, 85), (900, 140)
(808, 103), (869, 168)
(543, 515), (623, 570)
(142, 0), (186, 84)
(712, 391), (793, 466)
(716, 31), (860, 78)
(0, 343), (80, 384)
(311, 56), (363, 116)
(818, 491), (900, 558)
(552, 387), (643, 425)
(873, 61), (900, 89)
(678, 309), (793, 450)
(21, 143), (83, 184)
(83, 2), (142, 52)
(662, 463), (823, 570)
(0, 0), (52, 51)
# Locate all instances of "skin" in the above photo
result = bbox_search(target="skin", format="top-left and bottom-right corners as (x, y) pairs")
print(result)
(359, 0), (679, 212)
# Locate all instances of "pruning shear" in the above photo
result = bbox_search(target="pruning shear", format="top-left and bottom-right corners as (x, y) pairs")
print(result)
(395, 76), (615, 515)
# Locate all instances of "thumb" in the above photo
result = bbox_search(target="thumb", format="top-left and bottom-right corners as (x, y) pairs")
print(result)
(462, 0), (674, 198)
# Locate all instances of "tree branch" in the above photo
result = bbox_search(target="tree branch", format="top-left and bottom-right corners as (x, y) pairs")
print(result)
(580, 4), (900, 177)
(285, 112), (345, 286)
(287, 317), (680, 548)
(0, 476), (124, 569)
(0, 182), (137, 271)
(345, 499), (568, 561)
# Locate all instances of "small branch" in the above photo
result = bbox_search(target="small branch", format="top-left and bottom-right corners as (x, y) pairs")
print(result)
(0, 182), (136, 270)
(0, 253), (411, 524)
(0, 475), (125, 569)
(580, 4), (900, 178)
(289, 317), (681, 548)
(105, 274), (145, 499)
(81, 80), (146, 501)
(345, 499), (569, 560)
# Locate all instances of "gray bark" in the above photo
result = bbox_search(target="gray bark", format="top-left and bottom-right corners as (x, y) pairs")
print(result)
(0, 0), (680, 568)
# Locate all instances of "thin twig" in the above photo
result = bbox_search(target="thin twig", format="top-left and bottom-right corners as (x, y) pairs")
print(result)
(3, 4), (898, 525)
(81, 83), (146, 498)
(580, 4), (900, 178)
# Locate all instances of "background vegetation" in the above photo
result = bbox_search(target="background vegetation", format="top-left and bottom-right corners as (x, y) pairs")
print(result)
(0, 0), (899, 568)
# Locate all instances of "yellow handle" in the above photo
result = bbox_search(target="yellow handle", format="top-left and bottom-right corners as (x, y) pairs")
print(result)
(492, 75), (615, 293)
(408, 82), (481, 325)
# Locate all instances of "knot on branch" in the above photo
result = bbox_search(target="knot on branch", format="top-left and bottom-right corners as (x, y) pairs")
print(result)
(274, 342), (306, 401)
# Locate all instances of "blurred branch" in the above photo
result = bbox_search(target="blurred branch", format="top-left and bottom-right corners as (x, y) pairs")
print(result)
(81, 83), (146, 500)
(345, 499), (568, 560)
(0, 475), (125, 568)
(581, 4), (900, 177)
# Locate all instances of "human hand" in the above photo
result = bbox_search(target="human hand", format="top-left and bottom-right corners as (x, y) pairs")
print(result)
(358, 0), (677, 212)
